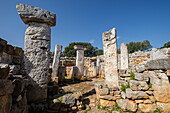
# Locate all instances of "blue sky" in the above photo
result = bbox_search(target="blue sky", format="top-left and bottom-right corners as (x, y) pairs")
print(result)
(0, 0), (170, 52)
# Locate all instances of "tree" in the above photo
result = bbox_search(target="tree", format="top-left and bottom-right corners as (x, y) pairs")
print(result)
(160, 41), (170, 48)
(63, 42), (99, 57)
(96, 49), (103, 56)
(127, 40), (152, 53)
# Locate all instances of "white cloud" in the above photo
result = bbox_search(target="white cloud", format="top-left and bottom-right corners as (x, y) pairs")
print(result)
(90, 40), (94, 44)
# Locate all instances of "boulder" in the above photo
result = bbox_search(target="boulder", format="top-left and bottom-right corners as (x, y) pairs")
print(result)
(116, 99), (137, 112)
(6, 44), (14, 55)
(136, 63), (146, 73)
(49, 99), (61, 111)
(16, 4), (56, 26)
(0, 38), (7, 52)
(139, 104), (157, 112)
(126, 88), (148, 100)
(98, 88), (109, 96)
(0, 79), (14, 96)
(130, 80), (149, 91)
(0, 63), (9, 79)
(156, 102), (170, 113)
(9, 65), (21, 75)
(12, 56), (23, 65)
(12, 78), (25, 98)
(62, 94), (76, 107)
(47, 85), (59, 96)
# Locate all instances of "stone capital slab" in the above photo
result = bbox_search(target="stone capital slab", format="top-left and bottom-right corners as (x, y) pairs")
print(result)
(16, 4), (56, 26)
(74, 45), (87, 50)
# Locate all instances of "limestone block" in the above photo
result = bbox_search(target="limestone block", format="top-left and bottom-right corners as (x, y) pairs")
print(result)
(62, 94), (76, 107)
(58, 66), (66, 82)
(0, 63), (9, 79)
(156, 102), (170, 113)
(74, 45), (86, 50)
(100, 99), (115, 107)
(6, 44), (14, 55)
(0, 95), (12, 113)
(102, 28), (118, 87)
(71, 66), (78, 80)
(126, 88), (149, 100)
(139, 104), (157, 112)
(0, 79), (14, 96)
(52, 45), (62, 81)
(98, 88), (109, 96)
(12, 56), (23, 65)
(134, 73), (149, 82)
(145, 59), (170, 70)
(116, 99), (137, 112)
(130, 80), (149, 91)
(16, 4), (56, 26)
(150, 48), (169, 60)
(0, 53), (13, 64)
(13, 46), (23, 56)
(120, 43), (128, 70)
(0, 38), (7, 53)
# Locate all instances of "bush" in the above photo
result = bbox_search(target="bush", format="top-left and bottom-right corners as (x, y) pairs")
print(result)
(130, 71), (135, 80)
(121, 82), (130, 93)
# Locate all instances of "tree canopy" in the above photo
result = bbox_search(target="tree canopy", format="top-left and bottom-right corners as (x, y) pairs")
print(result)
(160, 41), (170, 49)
(62, 42), (103, 57)
(127, 40), (152, 53)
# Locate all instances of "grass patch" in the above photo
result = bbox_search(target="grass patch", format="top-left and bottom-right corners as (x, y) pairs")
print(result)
(97, 104), (101, 109)
(148, 82), (152, 88)
(84, 109), (91, 113)
(58, 97), (63, 103)
(130, 70), (135, 80)
(121, 82), (130, 93)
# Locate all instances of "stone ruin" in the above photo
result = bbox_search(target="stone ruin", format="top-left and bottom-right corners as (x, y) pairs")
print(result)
(102, 28), (118, 87)
(0, 3), (170, 113)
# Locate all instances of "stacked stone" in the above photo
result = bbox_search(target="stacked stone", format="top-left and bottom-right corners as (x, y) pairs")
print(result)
(102, 28), (118, 87)
(95, 71), (170, 112)
(16, 4), (56, 102)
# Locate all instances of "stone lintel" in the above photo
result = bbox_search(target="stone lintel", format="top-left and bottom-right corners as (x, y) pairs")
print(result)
(74, 45), (87, 50)
(16, 4), (56, 26)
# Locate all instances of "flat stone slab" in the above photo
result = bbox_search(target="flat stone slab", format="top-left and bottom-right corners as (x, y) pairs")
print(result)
(16, 4), (56, 26)
(74, 45), (87, 50)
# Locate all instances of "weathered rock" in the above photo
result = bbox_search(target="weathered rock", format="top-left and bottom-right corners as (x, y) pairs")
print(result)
(156, 102), (170, 113)
(116, 99), (137, 112)
(145, 59), (170, 70)
(102, 28), (118, 87)
(0, 95), (12, 113)
(99, 95), (118, 100)
(49, 99), (61, 111)
(74, 45), (86, 79)
(136, 63), (146, 73)
(62, 94), (76, 107)
(150, 48), (169, 60)
(9, 65), (20, 75)
(0, 63), (9, 79)
(71, 66), (78, 80)
(52, 45), (62, 83)
(130, 80), (149, 91)
(157, 73), (169, 81)
(98, 88), (109, 96)
(143, 99), (152, 104)
(149, 96), (156, 103)
(12, 78), (25, 98)
(26, 84), (47, 103)
(16, 4), (56, 26)
(139, 104), (157, 112)
(120, 43), (128, 70)
(100, 99), (115, 107)
(0, 38), (7, 52)
(135, 100), (144, 104)
(12, 56), (23, 65)
(134, 73), (149, 82)
(13, 46), (24, 56)
(72, 92), (82, 100)
(6, 44), (14, 55)
(153, 85), (170, 103)
(126, 88), (149, 100)
(58, 66), (66, 82)
(0, 80), (14, 96)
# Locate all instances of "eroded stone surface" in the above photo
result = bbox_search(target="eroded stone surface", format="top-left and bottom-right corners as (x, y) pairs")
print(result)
(139, 104), (157, 112)
(16, 4), (56, 26)
(120, 43), (128, 70)
(102, 28), (118, 87)
(130, 80), (149, 91)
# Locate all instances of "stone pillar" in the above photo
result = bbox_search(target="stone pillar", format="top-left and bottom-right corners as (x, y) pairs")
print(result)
(74, 45), (86, 79)
(120, 43), (129, 70)
(52, 45), (62, 83)
(102, 28), (118, 87)
(16, 4), (56, 102)
(96, 56), (101, 76)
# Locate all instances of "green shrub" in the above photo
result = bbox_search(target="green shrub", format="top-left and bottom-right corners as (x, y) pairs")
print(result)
(154, 108), (161, 113)
(121, 82), (130, 93)
(130, 70), (135, 80)
(148, 82), (152, 88)
(97, 105), (101, 109)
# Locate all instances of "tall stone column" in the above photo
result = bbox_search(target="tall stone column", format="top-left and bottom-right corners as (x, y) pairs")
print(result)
(16, 4), (56, 102)
(120, 43), (129, 70)
(52, 45), (62, 84)
(74, 45), (86, 79)
(102, 28), (118, 87)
